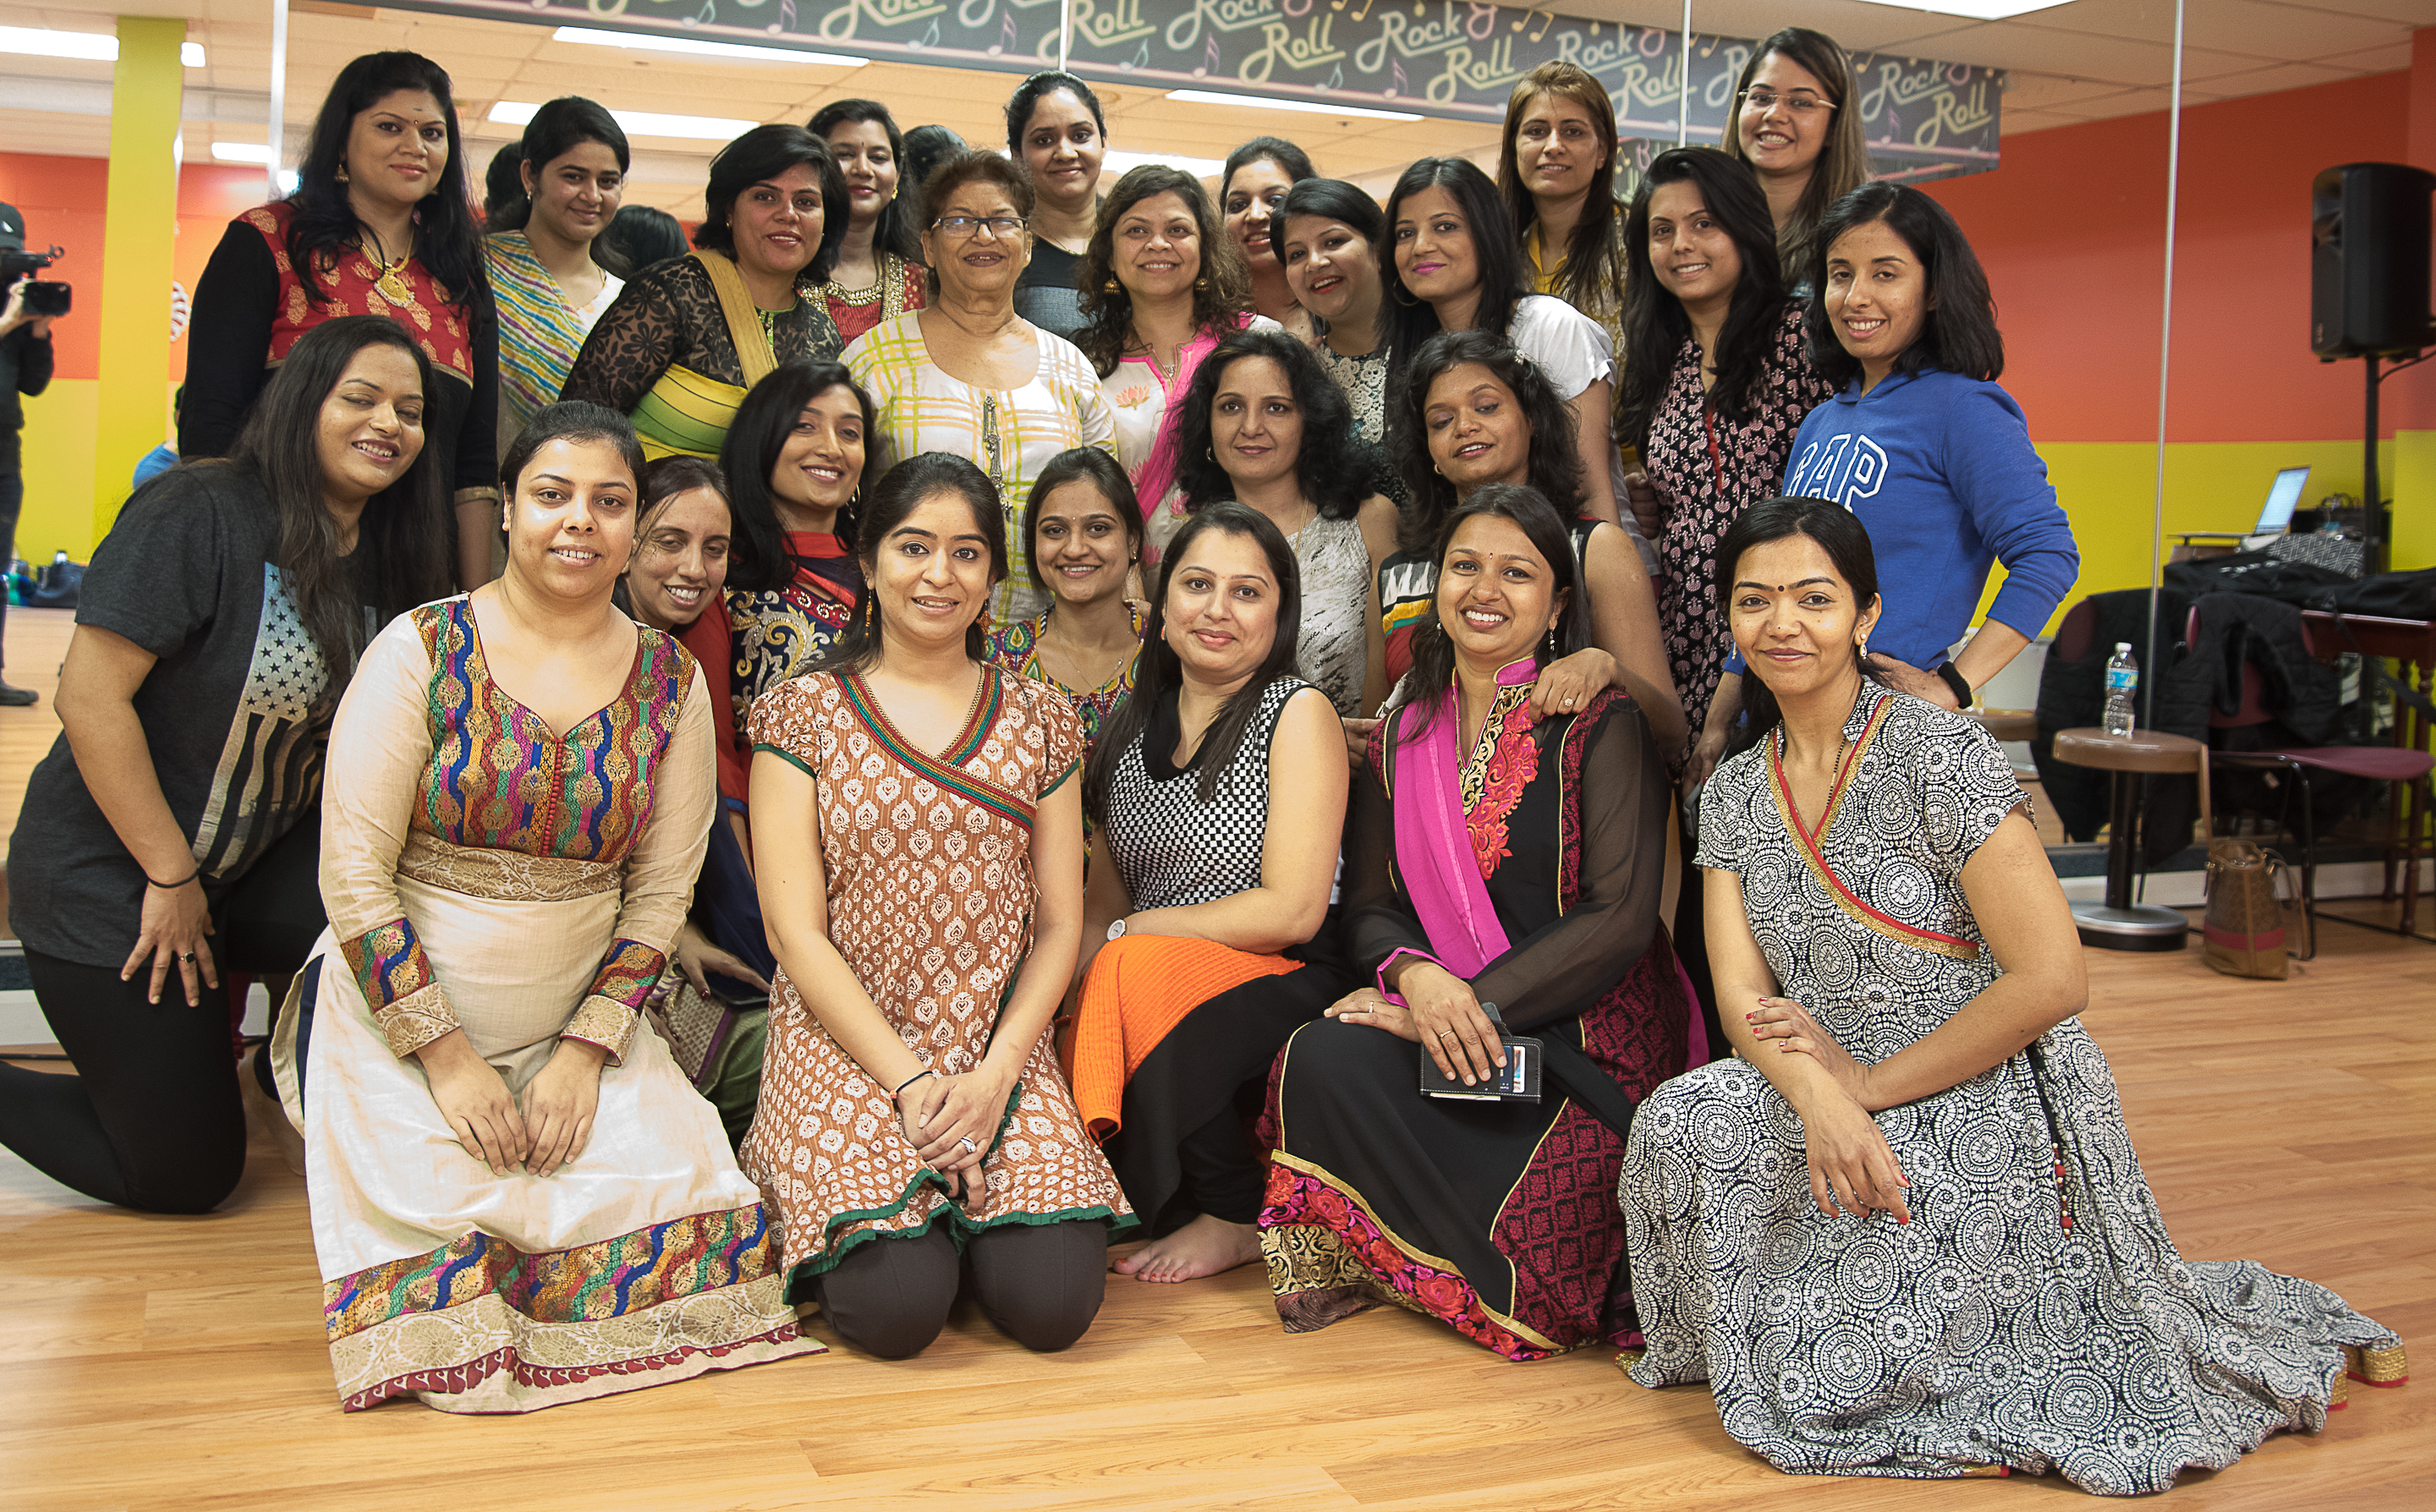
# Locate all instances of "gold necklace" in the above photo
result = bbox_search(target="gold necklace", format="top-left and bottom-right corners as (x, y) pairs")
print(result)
(359, 234), (414, 304)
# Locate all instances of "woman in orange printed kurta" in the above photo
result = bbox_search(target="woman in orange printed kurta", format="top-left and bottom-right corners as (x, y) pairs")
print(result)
(742, 452), (1132, 1361)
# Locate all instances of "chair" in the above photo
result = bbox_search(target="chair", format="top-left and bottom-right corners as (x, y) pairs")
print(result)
(2187, 606), (2434, 959)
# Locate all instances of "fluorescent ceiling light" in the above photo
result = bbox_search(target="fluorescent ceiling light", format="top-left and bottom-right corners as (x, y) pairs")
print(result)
(212, 141), (276, 164)
(552, 25), (864, 68)
(1104, 148), (1226, 179)
(1166, 88), (1420, 123)
(0, 26), (205, 66)
(1845, 0), (2071, 17)
(491, 100), (759, 141)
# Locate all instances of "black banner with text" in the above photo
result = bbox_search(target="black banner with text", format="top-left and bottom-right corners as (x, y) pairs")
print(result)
(387, 0), (2002, 181)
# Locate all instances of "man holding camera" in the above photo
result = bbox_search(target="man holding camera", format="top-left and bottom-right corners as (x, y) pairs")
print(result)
(0, 202), (61, 707)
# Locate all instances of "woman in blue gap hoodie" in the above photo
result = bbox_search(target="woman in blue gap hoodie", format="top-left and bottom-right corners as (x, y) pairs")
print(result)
(1698, 184), (2077, 780)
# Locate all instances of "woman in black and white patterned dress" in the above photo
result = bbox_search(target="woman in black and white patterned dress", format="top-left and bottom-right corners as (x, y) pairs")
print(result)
(1067, 502), (1349, 1285)
(1620, 499), (2400, 1494)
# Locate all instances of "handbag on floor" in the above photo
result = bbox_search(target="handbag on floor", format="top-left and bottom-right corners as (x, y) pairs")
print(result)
(2201, 838), (2303, 979)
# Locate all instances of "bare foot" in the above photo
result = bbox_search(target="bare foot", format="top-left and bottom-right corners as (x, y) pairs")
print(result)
(238, 1046), (306, 1177)
(1111, 1213), (1261, 1283)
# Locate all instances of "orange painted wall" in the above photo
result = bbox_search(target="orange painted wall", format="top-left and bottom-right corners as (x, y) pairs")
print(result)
(0, 155), (270, 383)
(1922, 71), (2429, 446)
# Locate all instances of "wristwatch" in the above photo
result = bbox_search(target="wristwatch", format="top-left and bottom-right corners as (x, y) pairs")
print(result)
(1106, 917), (1128, 942)
(1934, 660), (1973, 707)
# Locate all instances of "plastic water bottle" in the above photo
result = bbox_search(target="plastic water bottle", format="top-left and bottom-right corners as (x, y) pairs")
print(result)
(2103, 643), (2138, 737)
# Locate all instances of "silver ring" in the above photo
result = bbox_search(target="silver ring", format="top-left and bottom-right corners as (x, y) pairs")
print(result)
(1436, 1029), (1457, 1040)
(959, 1135), (977, 1154)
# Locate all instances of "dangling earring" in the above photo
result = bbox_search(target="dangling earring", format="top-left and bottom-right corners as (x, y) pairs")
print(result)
(1390, 281), (1422, 308)
(1103, 277), (1122, 293)
(1543, 626), (1559, 665)
(335, 164), (349, 184)
(1193, 276), (1209, 291)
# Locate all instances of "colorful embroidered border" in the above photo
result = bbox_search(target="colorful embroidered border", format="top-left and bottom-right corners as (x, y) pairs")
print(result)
(1262, 1157), (1568, 1361)
(586, 938), (667, 1012)
(342, 1318), (806, 1413)
(1768, 698), (1981, 961)
(840, 668), (1034, 831)
(339, 916), (436, 1015)
(323, 1203), (781, 1342)
(410, 601), (697, 863)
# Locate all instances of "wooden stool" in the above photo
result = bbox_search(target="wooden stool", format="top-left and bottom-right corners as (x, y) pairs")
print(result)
(2051, 727), (2212, 952)
(1965, 707), (2038, 743)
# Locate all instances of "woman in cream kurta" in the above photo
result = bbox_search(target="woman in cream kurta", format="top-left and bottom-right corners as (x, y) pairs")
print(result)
(276, 594), (820, 1413)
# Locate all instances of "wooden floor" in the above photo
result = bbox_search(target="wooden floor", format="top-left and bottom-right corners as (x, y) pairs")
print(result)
(3, 610), (2433, 1509)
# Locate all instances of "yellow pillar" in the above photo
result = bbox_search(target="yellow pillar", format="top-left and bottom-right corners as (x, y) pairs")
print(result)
(91, 15), (185, 539)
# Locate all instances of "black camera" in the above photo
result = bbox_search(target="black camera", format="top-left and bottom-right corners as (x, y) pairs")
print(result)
(2, 246), (69, 319)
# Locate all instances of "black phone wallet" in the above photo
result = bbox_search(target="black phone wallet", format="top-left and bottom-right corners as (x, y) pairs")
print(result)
(1416, 1001), (1543, 1104)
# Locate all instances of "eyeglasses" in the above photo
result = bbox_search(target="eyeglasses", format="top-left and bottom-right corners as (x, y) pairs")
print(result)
(931, 215), (1028, 240)
(1739, 89), (1836, 118)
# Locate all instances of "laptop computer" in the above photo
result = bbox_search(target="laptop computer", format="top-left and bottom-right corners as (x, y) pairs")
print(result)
(2174, 465), (2312, 546)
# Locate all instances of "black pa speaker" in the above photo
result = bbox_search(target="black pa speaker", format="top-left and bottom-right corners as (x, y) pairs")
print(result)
(2311, 162), (2435, 358)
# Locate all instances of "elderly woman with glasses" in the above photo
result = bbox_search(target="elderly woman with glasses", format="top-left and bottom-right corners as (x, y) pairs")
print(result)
(847, 150), (1116, 628)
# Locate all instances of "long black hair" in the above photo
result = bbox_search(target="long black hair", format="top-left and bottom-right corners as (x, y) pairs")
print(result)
(717, 360), (877, 593)
(493, 96), (629, 243)
(501, 401), (647, 499)
(1807, 183), (2005, 387)
(597, 205), (689, 274)
(1378, 158), (1531, 368)
(898, 123), (968, 232)
(1268, 176), (1383, 264)
(1396, 482), (1589, 740)
(1084, 501), (1303, 819)
(1171, 327), (1374, 521)
(1021, 446), (1143, 594)
(1722, 27), (1870, 277)
(694, 124), (849, 283)
(482, 142), (526, 226)
(1221, 136), (1317, 228)
(809, 98), (922, 266)
(1391, 330), (1587, 553)
(1616, 148), (1787, 451)
(812, 452), (1008, 672)
(220, 315), (451, 682)
(1714, 496), (1886, 759)
(1495, 61), (1625, 319)
(286, 52), (486, 318)
(1075, 166), (1254, 377)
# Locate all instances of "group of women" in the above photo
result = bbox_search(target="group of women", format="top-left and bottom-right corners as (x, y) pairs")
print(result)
(0, 25), (2403, 1498)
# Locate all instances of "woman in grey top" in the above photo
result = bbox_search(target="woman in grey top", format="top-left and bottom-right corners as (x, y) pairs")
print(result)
(0, 315), (451, 1213)
(1160, 328), (1396, 748)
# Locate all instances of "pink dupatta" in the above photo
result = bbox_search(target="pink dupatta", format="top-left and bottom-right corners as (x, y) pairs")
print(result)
(1135, 315), (1259, 523)
(1382, 663), (1709, 1065)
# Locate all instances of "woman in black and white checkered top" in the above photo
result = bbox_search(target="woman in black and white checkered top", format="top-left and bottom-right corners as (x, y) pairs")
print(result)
(1066, 501), (1352, 1285)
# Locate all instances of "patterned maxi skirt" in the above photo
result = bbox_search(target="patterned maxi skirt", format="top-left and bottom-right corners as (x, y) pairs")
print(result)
(1621, 1018), (2404, 1493)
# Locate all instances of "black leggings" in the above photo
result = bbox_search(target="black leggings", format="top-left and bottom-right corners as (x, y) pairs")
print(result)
(0, 817), (325, 1213)
(815, 1219), (1109, 1360)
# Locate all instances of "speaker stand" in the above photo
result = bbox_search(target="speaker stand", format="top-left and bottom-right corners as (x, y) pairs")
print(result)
(2363, 347), (2431, 577)
(2366, 353), (2388, 574)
